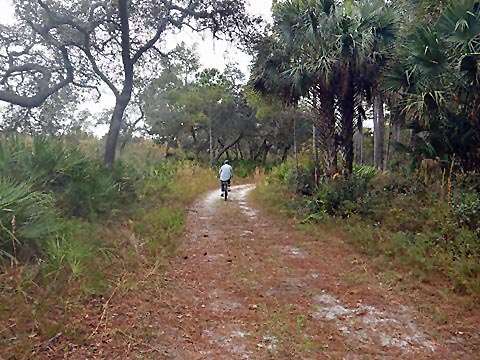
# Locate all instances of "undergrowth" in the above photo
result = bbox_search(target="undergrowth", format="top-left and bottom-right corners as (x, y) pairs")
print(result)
(0, 136), (217, 357)
(254, 162), (480, 299)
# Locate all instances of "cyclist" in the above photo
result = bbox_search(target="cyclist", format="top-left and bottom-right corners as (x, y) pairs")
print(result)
(219, 159), (233, 197)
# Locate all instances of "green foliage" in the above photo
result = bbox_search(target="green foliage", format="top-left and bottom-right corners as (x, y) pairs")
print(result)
(385, 0), (480, 170)
(314, 174), (372, 216)
(231, 159), (263, 178)
(61, 160), (137, 219)
(372, 171), (426, 195)
(45, 235), (96, 279)
(456, 172), (480, 193)
(268, 161), (294, 185)
(0, 136), (86, 187)
(134, 206), (184, 256)
(451, 191), (480, 234)
(0, 136), (138, 220)
(353, 164), (378, 181)
(141, 160), (180, 200)
(0, 178), (60, 258)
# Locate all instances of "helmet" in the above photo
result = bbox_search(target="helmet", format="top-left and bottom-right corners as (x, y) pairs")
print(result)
(224, 159), (230, 164)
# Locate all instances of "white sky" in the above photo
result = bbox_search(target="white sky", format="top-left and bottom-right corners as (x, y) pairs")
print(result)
(0, 0), (272, 135)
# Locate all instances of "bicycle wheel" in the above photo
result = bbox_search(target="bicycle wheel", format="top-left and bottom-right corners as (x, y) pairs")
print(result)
(224, 184), (228, 201)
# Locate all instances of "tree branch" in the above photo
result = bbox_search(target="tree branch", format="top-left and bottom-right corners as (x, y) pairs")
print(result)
(0, 47), (73, 108)
(131, 17), (170, 64)
(83, 37), (120, 97)
(72, 80), (102, 100)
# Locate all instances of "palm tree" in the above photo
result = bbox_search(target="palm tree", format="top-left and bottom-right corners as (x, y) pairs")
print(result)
(268, 0), (341, 176)
(250, 0), (400, 178)
(384, 0), (480, 170)
(342, 0), (401, 171)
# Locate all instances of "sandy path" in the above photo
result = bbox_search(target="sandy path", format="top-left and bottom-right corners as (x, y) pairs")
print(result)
(146, 185), (468, 359)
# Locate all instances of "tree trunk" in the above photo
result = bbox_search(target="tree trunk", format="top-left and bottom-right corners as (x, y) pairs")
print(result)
(389, 118), (403, 168)
(214, 134), (243, 164)
(373, 94), (385, 170)
(104, 96), (130, 164)
(313, 123), (320, 186)
(317, 91), (337, 177)
(233, 145), (239, 160)
(359, 124), (364, 165)
(190, 126), (201, 161)
(293, 116), (299, 186)
(353, 132), (358, 163)
(281, 145), (291, 162)
(104, 0), (134, 164)
(248, 140), (257, 160)
(262, 145), (272, 164)
(237, 142), (244, 160)
(343, 119), (354, 174)
(164, 141), (170, 159)
(253, 139), (267, 161)
(393, 120), (402, 143)
(354, 120), (364, 165)
(340, 72), (355, 174)
(385, 121), (393, 170)
(209, 120), (214, 164)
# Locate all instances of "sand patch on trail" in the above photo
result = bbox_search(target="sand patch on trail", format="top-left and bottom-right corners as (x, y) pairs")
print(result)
(202, 327), (253, 359)
(312, 293), (436, 354)
(276, 245), (309, 258)
(230, 184), (258, 219)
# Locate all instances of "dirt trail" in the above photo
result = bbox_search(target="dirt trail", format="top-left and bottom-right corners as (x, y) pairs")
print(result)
(144, 184), (469, 359)
(52, 184), (476, 359)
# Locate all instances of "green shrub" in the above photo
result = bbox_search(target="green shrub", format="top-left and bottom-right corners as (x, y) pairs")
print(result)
(259, 161), (480, 296)
(45, 235), (95, 279)
(451, 191), (480, 234)
(353, 164), (378, 181)
(314, 174), (370, 216)
(61, 160), (138, 219)
(451, 258), (480, 294)
(456, 172), (480, 193)
(42, 221), (111, 292)
(0, 178), (60, 259)
(134, 206), (184, 256)
(0, 136), (87, 188)
(268, 161), (293, 185)
(141, 160), (179, 200)
(0, 136), (138, 220)
(268, 161), (316, 194)
(372, 171), (426, 195)
(230, 159), (260, 178)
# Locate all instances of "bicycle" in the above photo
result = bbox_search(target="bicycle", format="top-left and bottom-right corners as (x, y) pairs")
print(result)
(221, 180), (230, 201)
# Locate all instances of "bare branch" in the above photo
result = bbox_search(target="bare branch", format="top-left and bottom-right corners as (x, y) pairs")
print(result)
(72, 80), (102, 100)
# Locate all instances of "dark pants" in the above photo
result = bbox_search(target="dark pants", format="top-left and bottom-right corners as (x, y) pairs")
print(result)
(221, 179), (231, 192)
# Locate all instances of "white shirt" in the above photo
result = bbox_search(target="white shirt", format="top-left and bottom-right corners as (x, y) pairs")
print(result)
(219, 164), (233, 181)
